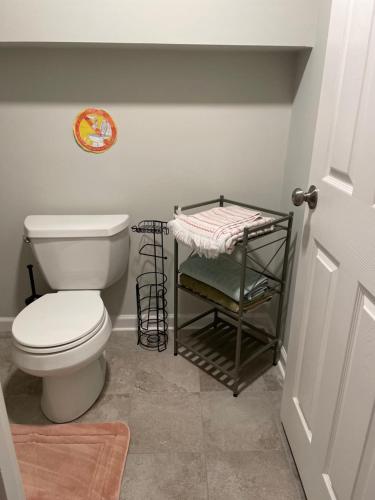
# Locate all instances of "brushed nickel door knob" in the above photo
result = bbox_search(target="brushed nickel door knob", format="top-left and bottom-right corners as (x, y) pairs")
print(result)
(292, 185), (318, 209)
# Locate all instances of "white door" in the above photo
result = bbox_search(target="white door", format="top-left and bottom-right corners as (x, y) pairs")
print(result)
(281, 0), (375, 498)
(0, 384), (25, 500)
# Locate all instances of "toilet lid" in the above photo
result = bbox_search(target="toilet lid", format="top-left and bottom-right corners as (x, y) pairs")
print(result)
(12, 291), (105, 349)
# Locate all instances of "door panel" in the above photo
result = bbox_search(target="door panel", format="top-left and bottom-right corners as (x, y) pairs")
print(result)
(352, 409), (375, 500)
(328, 0), (374, 193)
(297, 244), (339, 438)
(323, 288), (375, 500)
(351, 27), (375, 204)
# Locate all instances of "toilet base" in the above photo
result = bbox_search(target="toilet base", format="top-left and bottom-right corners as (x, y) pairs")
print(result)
(41, 355), (106, 423)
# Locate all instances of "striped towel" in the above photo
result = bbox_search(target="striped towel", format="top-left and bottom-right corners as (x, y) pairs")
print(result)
(168, 205), (273, 258)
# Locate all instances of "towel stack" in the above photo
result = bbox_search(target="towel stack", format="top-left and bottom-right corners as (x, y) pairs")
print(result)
(169, 204), (273, 310)
(180, 253), (268, 303)
(168, 205), (273, 258)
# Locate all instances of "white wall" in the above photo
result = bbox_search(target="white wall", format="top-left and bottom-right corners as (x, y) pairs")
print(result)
(0, 0), (317, 48)
(0, 47), (296, 318)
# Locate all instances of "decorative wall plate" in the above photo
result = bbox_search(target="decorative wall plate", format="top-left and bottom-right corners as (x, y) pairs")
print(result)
(73, 108), (117, 153)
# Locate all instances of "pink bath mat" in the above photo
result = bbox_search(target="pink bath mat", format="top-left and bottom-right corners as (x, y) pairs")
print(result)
(12, 421), (130, 500)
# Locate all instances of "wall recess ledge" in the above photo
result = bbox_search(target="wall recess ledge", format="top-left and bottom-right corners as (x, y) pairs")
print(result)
(0, 0), (317, 48)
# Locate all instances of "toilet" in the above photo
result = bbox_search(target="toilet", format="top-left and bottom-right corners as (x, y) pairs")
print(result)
(11, 214), (130, 423)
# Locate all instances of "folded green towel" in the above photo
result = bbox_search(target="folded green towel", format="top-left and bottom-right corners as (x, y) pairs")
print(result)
(180, 274), (271, 313)
(179, 254), (268, 302)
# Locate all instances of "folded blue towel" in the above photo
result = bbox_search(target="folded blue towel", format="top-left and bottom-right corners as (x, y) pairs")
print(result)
(180, 254), (268, 302)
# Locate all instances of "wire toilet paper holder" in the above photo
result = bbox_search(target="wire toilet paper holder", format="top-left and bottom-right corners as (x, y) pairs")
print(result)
(132, 220), (169, 351)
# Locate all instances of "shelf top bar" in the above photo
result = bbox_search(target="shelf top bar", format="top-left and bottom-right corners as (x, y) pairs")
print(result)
(175, 198), (221, 213)
(223, 198), (289, 218)
(176, 196), (291, 219)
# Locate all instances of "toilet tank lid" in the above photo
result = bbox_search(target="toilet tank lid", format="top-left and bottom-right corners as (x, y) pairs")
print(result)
(24, 214), (130, 238)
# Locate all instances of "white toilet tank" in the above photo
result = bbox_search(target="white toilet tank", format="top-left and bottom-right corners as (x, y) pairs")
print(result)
(24, 214), (130, 290)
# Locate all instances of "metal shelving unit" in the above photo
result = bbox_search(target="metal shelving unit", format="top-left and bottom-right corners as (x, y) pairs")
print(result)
(173, 195), (293, 396)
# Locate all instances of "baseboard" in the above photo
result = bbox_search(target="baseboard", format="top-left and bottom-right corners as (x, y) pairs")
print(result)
(0, 318), (13, 334)
(110, 314), (138, 331)
(111, 311), (272, 332)
(277, 345), (287, 380)
(111, 314), (203, 331)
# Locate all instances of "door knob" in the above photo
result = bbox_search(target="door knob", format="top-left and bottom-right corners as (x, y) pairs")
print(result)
(292, 185), (318, 209)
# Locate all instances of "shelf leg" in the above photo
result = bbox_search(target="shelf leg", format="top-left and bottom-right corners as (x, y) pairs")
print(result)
(232, 317), (243, 396)
(213, 308), (218, 327)
(174, 237), (179, 356)
(232, 228), (248, 397)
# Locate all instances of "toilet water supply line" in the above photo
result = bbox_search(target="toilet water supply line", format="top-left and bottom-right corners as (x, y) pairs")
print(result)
(25, 264), (42, 305)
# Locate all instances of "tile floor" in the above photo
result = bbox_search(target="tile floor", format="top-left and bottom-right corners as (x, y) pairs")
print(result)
(0, 332), (306, 500)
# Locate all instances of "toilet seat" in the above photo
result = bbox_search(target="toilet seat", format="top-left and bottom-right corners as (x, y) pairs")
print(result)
(13, 311), (107, 354)
(12, 291), (106, 354)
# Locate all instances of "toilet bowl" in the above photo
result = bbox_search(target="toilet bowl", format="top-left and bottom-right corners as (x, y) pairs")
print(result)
(12, 291), (112, 423)
(11, 214), (130, 423)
